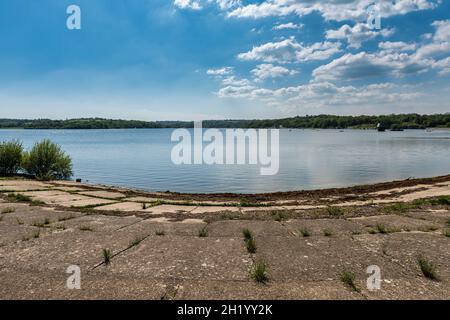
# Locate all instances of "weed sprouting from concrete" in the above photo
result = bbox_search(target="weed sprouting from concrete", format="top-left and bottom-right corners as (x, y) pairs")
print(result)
(418, 256), (438, 280)
(250, 260), (268, 283)
(327, 206), (344, 217)
(198, 227), (208, 238)
(300, 228), (311, 237)
(340, 270), (360, 292)
(102, 249), (112, 265)
(1, 207), (15, 214)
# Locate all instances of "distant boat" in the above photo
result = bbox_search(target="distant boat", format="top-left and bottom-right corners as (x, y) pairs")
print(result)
(377, 122), (386, 132)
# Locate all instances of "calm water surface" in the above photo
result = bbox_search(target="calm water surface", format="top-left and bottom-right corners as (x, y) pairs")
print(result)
(1, 129), (450, 193)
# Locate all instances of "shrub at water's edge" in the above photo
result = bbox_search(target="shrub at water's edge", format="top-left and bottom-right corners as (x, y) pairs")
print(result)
(21, 139), (73, 180)
(0, 140), (23, 175)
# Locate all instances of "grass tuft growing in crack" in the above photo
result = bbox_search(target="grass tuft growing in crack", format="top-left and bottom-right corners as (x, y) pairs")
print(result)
(198, 227), (208, 238)
(242, 229), (257, 253)
(129, 236), (145, 248)
(1, 207), (15, 214)
(418, 256), (438, 280)
(323, 228), (333, 237)
(250, 260), (268, 283)
(340, 270), (360, 292)
(299, 228), (311, 237)
(102, 249), (112, 265)
(327, 206), (344, 217)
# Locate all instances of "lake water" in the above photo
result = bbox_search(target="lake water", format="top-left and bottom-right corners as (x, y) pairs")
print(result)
(1, 129), (450, 193)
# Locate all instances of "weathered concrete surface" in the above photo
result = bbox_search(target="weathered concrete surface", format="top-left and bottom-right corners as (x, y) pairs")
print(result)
(0, 178), (449, 299)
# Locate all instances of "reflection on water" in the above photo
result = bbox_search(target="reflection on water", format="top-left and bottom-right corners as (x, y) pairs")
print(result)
(1, 129), (449, 193)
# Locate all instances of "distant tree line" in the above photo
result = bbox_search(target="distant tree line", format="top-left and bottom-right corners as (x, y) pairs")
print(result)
(1, 114), (449, 130)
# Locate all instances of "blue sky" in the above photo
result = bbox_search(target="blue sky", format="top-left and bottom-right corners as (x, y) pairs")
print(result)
(0, 0), (449, 120)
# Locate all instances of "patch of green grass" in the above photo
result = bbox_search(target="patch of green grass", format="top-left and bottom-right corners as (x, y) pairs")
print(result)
(8, 193), (32, 202)
(1, 207), (15, 214)
(272, 212), (287, 222)
(327, 206), (344, 217)
(386, 202), (412, 213)
(32, 218), (51, 228)
(323, 229), (333, 237)
(375, 223), (388, 234)
(340, 270), (360, 292)
(245, 237), (257, 254)
(250, 260), (268, 283)
(418, 256), (438, 280)
(430, 196), (450, 206)
(243, 228), (252, 241)
(79, 225), (93, 232)
(198, 227), (208, 238)
(102, 249), (112, 265)
(129, 236), (145, 248)
(155, 230), (165, 236)
(299, 228), (311, 237)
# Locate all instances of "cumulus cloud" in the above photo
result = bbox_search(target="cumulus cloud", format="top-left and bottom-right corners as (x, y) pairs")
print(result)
(416, 20), (450, 58)
(379, 41), (417, 52)
(217, 80), (421, 111)
(312, 51), (431, 81)
(226, 0), (440, 22)
(251, 64), (298, 81)
(206, 67), (234, 76)
(326, 23), (395, 48)
(273, 22), (303, 30)
(174, 0), (202, 10)
(237, 38), (341, 63)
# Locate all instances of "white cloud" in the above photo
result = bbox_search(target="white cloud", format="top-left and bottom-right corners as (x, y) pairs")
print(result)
(206, 67), (234, 76)
(222, 76), (251, 86)
(416, 20), (450, 58)
(379, 41), (417, 52)
(251, 64), (298, 81)
(273, 22), (303, 30)
(326, 23), (395, 48)
(312, 51), (431, 81)
(217, 80), (422, 111)
(237, 38), (341, 63)
(174, 0), (202, 10)
(227, 0), (440, 22)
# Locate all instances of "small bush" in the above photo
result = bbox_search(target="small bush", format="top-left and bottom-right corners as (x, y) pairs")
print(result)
(418, 256), (438, 280)
(250, 260), (268, 283)
(22, 139), (73, 180)
(323, 229), (333, 237)
(0, 140), (23, 175)
(8, 193), (31, 202)
(442, 229), (450, 237)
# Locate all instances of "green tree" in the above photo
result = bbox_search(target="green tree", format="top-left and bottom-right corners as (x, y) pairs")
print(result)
(0, 140), (23, 175)
(22, 140), (73, 180)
